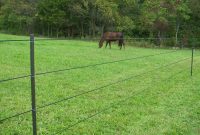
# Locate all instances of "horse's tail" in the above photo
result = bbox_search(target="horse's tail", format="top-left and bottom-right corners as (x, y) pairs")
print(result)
(118, 32), (124, 46)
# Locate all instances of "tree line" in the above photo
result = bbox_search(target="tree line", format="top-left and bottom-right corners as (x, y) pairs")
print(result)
(0, 0), (199, 46)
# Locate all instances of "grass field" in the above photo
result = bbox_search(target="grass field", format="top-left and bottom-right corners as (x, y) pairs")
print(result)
(0, 33), (200, 135)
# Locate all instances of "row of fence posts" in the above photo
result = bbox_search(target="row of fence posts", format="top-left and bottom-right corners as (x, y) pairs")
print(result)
(28, 34), (194, 135)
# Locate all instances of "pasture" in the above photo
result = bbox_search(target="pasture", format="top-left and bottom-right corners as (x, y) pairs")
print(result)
(0, 34), (200, 135)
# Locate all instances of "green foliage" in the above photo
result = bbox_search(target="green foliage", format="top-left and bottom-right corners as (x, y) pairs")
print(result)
(0, 0), (199, 45)
(0, 0), (35, 34)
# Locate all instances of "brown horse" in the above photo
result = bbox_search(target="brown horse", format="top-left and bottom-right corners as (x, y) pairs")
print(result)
(99, 32), (125, 49)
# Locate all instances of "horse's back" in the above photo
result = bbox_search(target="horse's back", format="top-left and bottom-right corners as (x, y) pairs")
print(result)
(103, 32), (122, 36)
(103, 32), (123, 40)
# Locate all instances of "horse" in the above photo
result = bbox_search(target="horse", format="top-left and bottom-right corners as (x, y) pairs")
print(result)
(99, 32), (125, 49)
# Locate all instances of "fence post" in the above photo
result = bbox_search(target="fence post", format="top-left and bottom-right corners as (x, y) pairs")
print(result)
(30, 34), (37, 135)
(191, 47), (194, 76)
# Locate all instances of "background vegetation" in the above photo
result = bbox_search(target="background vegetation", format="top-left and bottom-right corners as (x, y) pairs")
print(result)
(0, 0), (200, 47)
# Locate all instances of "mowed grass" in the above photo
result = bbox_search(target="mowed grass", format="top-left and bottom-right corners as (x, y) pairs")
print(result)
(0, 33), (200, 135)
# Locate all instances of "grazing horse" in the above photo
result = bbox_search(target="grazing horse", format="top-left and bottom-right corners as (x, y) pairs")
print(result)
(99, 32), (125, 49)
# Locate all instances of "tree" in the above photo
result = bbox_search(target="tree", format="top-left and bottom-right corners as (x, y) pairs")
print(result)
(167, 0), (191, 45)
(0, 0), (198, 47)
(0, 0), (35, 34)
(140, 0), (169, 45)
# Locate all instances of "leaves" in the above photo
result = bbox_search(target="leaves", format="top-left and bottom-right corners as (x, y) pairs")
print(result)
(0, 0), (198, 40)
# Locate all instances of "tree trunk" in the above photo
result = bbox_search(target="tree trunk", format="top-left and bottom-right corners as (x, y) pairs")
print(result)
(101, 25), (105, 35)
(68, 28), (70, 37)
(89, 22), (92, 36)
(56, 28), (59, 38)
(81, 23), (84, 38)
(92, 19), (96, 37)
(51, 25), (53, 37)
(158, 31), (162, 47)
(42, 22), (45, 36)
(175, 22), (180, 47)
(48, 23), (50, 37)
(71, 27), (74, 37)
(19, 19), (22, 34)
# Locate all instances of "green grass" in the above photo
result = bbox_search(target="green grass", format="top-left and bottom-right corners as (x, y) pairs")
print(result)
(0, 33), (200, 135)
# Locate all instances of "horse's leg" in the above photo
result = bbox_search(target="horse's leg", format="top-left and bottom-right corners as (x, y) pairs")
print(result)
(119, 40), (122, 50)
(109, 41), (111, 49)
(120, 44), (122, 50)
(123, 41), (125, 50)
(105, 41), (108, 48)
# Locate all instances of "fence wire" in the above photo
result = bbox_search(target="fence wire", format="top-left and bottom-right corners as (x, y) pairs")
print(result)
(0, 37), (200, 42)
(0, 110), (32, 123)
(35, 50), (177, 76)
(0, 38), (185, 42)
(0, 39), (29, 42)
(54, 65), (193, 134)
(0, 50), (177, 84)
(0, 75), (30, 83)
(36, 57), (192, 111)
(0, 56), (192, 123)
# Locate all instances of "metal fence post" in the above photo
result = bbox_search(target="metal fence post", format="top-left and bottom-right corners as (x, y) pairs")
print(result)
(30, 34), (37, 135)
(191, 47), (194, 76)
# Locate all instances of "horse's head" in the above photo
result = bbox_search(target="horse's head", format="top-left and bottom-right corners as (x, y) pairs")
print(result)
(99, 38), (104, 48)
(99, 43), (103, 48)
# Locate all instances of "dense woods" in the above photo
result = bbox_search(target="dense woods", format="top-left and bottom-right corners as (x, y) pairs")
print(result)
(0, 0), (199, 46)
